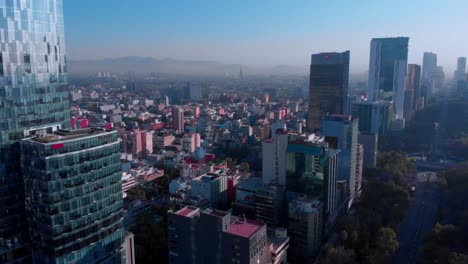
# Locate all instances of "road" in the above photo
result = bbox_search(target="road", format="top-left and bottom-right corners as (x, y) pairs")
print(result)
(393, 172), (440, 264)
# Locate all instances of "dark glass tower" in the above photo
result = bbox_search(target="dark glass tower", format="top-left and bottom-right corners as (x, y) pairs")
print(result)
(0, 1), (69, 262)
(307, 51), (350, 131)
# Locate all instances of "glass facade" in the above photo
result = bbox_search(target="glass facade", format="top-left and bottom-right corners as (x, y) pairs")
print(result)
(307, 51), (350, 131)
(0, 1), (69, 261)
(21, 129), (124, 264)
(285, 143), (338, 217)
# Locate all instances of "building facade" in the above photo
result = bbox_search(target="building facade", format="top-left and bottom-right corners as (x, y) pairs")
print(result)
(307, 51), (350, 131)
(172, 107), (184, 134)
(20, 129), (125, 263)
(367, 37), (409, 102)
(167, 207), (269, 264)
(322, 115), (358, 208)
(0, 1), (70, 262)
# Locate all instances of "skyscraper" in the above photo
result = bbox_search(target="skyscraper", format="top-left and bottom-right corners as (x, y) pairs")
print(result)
(21, 128), (125, 263)
(307, 51), (350, 131)
(0, 1), (70, 261)
(421, 52), (438, 102)
(367, 37), (409, 103)
(172, 107), (185, 133)
(404, 64), (421, 119)
(454, 57), (467, 82)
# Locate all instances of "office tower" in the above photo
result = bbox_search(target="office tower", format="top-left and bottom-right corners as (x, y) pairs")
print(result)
(285, 135), (339, 218)
(432, 66), (445, 93)
(307, 51), (350, 131)
(454, 57), (467, 82)
(184, 82), (202, 101)
(191, 173), (228, 209)
(0, 0), (70, 261)
(367, 37), (409, 103)
(141, 130), (153, 157)
(182, 132), (200, 153)
(352, 101), (392, 135)
(262, 131), (289, 185)
(233, 177), (285, 228)
(358, 132), (378, 168)
(20, 129), (124, 263)
(322, 115), (359, 208)
(421, 52), (438, 102)
(404, 64), (421, 119)
(167, 207), (270, 264)
(172, 107), (185, 133)
(287, 193), (323, 262)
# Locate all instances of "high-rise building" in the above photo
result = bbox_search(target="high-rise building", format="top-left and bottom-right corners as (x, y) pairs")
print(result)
(421, 52), (438, 102)
(262, 132), (289, 185)
(287, 193), (323, 262)
(172, 107), (185, 133)
(352, 101), (392, 135)
(322, 115), (359, 208)
(307, 51), (350, 131)
(454, 57), (467, 82)
(232, 177), (285, 228)
(285, 135), (339, 219)
(367, 37), (409, 104)
(404, 64), (422, 119)
(0, 1), (70, 261)
(191, 173), (228, 209)
(167, 207), (271, 264)
(20, 128), (125, 263)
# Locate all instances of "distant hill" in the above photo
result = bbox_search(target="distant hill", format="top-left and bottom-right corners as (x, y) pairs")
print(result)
(67, 56), (307, 76)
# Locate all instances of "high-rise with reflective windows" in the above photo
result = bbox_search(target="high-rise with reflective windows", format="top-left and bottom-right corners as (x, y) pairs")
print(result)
(307, 51), (350, 131)
(21, 128), (125, 264)
(0, 1), (69, 262)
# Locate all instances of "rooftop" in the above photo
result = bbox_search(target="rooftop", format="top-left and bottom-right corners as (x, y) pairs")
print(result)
(174, 206), (200, 218)
(24, 128), (113, 144)
(225, 218), (264, 238)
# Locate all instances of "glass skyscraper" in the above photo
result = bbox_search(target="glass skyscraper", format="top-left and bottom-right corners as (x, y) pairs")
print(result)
(21, 129), (124, 264)
(0, 1), (69, 262)
(307, 51), (350, 131)
(367, 37), (409, 103)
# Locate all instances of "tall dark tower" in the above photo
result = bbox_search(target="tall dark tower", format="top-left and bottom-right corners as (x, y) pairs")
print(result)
(239, 66), (244, 79)
(0, 0), (70, 262)
(307, 51), (350, 131)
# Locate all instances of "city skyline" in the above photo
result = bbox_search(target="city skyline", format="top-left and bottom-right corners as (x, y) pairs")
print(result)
(63, 0), (468, 74)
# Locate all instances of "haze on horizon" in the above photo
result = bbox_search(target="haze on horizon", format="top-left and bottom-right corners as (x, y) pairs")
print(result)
(64, 0), (468, 75)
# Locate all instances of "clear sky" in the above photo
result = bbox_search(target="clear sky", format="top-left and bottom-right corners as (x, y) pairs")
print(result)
(63, 0), (468, 74)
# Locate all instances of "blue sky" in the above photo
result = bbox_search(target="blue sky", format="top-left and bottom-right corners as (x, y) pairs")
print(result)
(63, 0), (468, 73)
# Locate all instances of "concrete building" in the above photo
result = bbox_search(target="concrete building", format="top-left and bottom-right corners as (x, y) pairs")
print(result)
(191, 173), (228, 209)
(124, 232), (136, 264)
(154, 132), (176, 150)
(287, 194), (323, 262)
(307, 51), (350, 131)
(182, 133), (201, 153)
(167, 207), (270, 264)
(322, 115), (358, 208)
(262, 131), (289, 185)
(267, 228), (289, 264)
(20, 129), (125, 263)
(172, 107), (185, 134)
(232, 177), (285, 228)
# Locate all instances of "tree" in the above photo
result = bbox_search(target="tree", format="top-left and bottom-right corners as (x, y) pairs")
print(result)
(375, 227), (399, 256)
(321, 246), (358, 264)
(239, 162), (250, 172)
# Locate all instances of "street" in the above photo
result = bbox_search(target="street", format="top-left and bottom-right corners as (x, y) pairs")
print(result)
(393, 172), (440, 264)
